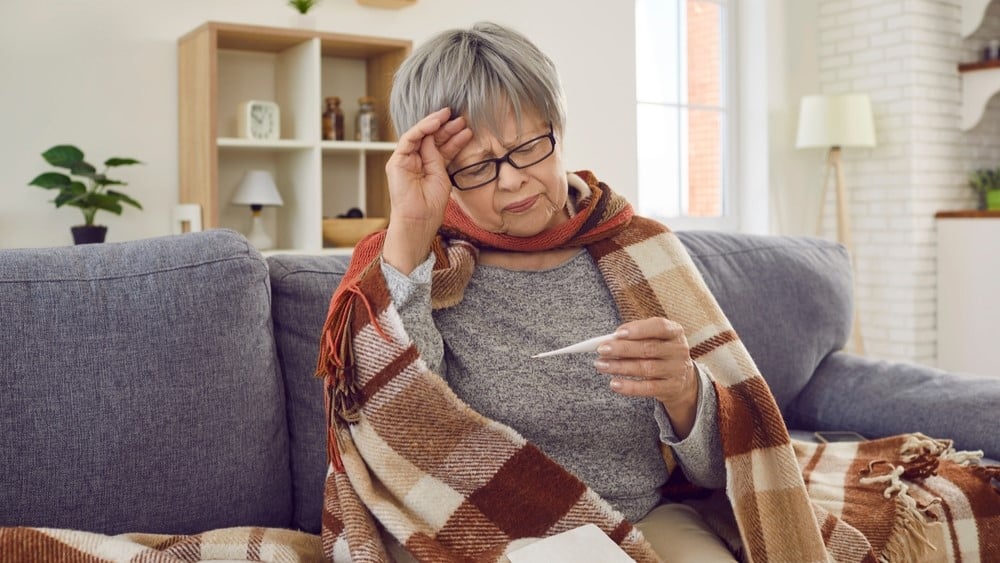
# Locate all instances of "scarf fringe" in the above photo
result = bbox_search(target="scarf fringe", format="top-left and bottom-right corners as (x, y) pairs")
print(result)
(316, 265), (392, 470)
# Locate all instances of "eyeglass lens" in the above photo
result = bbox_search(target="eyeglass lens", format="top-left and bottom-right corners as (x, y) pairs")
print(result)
(451, 129), (555, 190)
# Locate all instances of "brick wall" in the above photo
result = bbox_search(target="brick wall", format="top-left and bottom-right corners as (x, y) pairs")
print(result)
(816, 0), (1000, 364)
(817, 0), (1000, 365)
(688, 0), (722, 216)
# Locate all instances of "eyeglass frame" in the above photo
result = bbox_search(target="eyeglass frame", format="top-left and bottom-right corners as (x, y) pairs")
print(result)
(447, 123), (557, 191)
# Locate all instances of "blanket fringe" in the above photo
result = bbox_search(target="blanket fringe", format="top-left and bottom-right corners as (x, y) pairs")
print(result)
(900, 433), (984, 466)
(860, 460), (939, 563)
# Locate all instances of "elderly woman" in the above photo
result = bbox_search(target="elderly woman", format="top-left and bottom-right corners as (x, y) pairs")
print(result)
(378, 23), (729, 562)
(318, 22), (770, 563)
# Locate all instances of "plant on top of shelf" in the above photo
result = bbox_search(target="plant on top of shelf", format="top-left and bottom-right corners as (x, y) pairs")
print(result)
(967, 167), (1000, 211)
(288, 0), (320, 13)
(28, 144), (143, 244)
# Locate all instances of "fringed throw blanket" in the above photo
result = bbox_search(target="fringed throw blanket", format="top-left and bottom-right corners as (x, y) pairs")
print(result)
(315, 171), (1000, 562)
(0, 526), (323, 562)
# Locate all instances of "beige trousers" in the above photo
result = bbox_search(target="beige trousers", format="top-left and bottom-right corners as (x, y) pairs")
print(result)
(635, 503), (737, 562)
(385, 502), (736, 562)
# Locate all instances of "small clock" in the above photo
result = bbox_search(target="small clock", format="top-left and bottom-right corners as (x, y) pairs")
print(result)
(237, 100), (280, 140)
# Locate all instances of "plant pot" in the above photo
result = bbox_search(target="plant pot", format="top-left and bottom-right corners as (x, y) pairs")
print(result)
(290, 13), (316, 28)
(987, 190), (1000, 211)
(71, 225), (107, 245)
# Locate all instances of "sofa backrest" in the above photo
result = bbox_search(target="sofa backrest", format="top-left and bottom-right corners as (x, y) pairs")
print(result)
(675, 230), (852, 411)
(0, 230), (293, 534)
(267, 253), (350, 534)
(267, 230), (853, 534)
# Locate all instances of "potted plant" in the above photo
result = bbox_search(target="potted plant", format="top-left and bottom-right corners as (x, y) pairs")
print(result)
(967, 168), (1000, 210)
(288, 0), (320, 13)
(28, 144), (143, 244)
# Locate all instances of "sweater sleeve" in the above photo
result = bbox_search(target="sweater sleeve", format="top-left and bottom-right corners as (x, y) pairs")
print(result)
(653, 363), (726, 489)
(379, 254), (446, 376)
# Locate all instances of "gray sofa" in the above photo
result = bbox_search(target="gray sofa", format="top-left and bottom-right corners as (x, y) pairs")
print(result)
(2, 228), (996, 538)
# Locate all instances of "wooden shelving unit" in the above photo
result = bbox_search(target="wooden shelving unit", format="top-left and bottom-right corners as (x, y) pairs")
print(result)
(962, 0), (992, 37)
(959, 0), (1000, 130)
(178, 21), (410, 251)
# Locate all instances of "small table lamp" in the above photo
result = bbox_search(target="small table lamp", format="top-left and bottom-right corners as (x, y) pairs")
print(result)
(796, 93), (876, 354)
(231, 170), (284, 250)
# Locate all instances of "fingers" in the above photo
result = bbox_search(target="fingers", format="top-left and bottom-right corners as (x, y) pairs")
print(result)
(593, 354), (690, 380)
(395, 108), (452, 153)
(437, 124), (474, 162)
(608, 367), (695, 402)
(592, 316), (694, 402)
(395, 108), (471, 156)
(432, 114), (469, 146)
(599, 318), (686, 360)
(615, 317), (684, 342)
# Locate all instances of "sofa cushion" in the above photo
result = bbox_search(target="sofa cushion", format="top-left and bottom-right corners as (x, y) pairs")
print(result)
(676, 231), (852, 413)
(267, 253), (350, 534)
(0, 230), (293, 534)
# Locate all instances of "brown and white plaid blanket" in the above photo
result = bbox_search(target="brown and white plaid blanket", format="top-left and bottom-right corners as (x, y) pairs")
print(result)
(311, 174), (1000, 562)
(1, 175), (996, 562)
(0, 526), (323, 562)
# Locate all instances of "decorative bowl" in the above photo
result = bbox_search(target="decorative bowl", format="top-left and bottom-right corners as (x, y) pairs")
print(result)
(322, 217), (389, 247)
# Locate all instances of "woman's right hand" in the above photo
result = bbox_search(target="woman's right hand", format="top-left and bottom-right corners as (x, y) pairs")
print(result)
(383, 107), (473, 275)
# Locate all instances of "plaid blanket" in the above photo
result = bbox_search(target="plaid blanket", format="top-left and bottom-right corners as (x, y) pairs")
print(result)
(316, 180), (1000, 562)
(0, 526), (322, 562)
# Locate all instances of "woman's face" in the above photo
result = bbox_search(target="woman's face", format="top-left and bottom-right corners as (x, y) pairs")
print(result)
(447, 109), (568, 237)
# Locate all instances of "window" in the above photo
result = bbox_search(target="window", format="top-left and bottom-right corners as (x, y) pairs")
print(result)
(635, 0), (734, 227)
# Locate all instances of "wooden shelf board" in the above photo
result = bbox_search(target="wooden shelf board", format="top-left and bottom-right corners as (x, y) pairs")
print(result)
(320, 140), (397, 152)
(935, 210), (1000, 218)
(318, 35), (410, 58)
(357, 0), (418, 9)
(218, 138), (314, 150)
(183, 21), (409, 59)
(958, 59), (1000, 73)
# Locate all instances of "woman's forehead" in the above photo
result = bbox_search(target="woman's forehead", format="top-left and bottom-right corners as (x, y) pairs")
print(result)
(459, 113), (549, 159)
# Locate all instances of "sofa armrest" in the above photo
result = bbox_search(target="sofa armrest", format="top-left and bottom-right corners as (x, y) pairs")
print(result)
(786, 351), (1000, 460)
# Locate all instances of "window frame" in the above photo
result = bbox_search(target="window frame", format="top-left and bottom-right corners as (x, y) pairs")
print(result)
(634, 0), (740, 232)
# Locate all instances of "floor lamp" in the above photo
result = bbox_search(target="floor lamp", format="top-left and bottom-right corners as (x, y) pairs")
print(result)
(796, 93), (876, 355)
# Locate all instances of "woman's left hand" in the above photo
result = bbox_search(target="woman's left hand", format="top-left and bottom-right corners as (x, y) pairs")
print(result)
(593, 317), (700, 436)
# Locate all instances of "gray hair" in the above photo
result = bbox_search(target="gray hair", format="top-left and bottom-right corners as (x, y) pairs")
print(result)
(390, 22), (567, 139)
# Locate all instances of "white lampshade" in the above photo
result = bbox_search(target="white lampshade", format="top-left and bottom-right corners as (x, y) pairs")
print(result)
(231, 170), (284, 207)
(796, 94), (877, 149)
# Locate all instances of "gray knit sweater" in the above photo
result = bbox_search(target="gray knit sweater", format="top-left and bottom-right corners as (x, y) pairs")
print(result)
(380, 249), (725, 522)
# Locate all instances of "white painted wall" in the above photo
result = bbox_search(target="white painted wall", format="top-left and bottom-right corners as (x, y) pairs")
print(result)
(766, 0), (824, 237)
(0, 0), (638, 248)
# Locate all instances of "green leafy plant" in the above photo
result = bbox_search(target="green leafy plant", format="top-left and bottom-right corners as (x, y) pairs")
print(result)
(28, 145), (143, 226)
(288, 0), (320, 13)
(969, 167), (1000, 210)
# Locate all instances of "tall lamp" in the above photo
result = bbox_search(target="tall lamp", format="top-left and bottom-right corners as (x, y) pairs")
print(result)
(796, 93), (876, 355)
(232, 170), (284, 250)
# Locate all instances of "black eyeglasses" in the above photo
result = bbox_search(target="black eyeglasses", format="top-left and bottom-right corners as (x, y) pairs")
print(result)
(448, 124), (556, 191)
